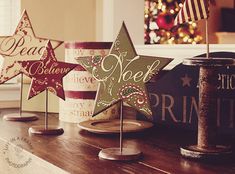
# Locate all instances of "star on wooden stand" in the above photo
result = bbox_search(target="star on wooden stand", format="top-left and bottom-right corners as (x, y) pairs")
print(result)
(0, 10), (63, 122)
(19, 41), (77, 135)
(175, 0), (234, 159)
(76, 23), (173, 161)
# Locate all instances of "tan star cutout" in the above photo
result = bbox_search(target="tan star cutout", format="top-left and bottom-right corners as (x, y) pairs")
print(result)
(76, 23), (173, 119)
(0, 10), (63, 84)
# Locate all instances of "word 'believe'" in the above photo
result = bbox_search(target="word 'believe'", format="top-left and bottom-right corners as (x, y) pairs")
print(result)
(28, 62), (70, 75)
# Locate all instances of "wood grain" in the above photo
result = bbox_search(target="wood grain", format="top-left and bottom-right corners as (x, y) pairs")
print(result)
(0, 109), (234, 174)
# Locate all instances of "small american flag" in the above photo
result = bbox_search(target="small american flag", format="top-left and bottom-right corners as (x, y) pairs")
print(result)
(174, 0), (209, 25)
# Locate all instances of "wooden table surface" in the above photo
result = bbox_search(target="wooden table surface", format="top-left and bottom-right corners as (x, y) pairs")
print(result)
(0, 109), (235, 174)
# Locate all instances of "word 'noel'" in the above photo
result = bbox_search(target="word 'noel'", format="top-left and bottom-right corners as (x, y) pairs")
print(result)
(95, 54), (160, 83)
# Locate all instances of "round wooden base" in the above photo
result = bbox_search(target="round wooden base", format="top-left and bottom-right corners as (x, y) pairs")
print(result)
(181, 57), (234, 160)
(28, 125), (64, 135)
(3, 113), (38, 122)
(98, 147), (142, 161)
(180, 145), (232, 160)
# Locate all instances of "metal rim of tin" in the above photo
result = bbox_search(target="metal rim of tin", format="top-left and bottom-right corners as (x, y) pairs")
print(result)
(65, 42), (112, 49)
(183, 57), (235, 67)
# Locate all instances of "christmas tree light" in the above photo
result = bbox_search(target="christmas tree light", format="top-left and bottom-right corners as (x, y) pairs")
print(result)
(145, 0), (203, 44)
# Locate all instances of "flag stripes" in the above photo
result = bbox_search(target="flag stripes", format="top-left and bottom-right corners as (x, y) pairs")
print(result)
(174, 0), (209, 25)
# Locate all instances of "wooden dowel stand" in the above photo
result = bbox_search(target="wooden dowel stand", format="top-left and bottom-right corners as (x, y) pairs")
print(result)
(181, 57), (234, 160)
(3, 74), (38, 122)
(98, 101), (142, 161)
(28, 89), (64, 136)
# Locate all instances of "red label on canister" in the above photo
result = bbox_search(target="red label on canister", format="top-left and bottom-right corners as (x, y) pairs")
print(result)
(59, 42), (119, 123)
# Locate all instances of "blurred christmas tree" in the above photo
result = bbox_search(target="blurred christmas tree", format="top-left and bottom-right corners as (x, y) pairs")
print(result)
(145, 0), (203, 44)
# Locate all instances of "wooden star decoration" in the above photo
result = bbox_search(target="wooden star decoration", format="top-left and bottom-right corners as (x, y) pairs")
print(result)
(76, 23), (173, 119)
(18, 41), (77, 100)
(0, 10), (63, 84)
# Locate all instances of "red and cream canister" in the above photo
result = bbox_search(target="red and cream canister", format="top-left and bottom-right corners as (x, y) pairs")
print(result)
(59, 42), (119, 123)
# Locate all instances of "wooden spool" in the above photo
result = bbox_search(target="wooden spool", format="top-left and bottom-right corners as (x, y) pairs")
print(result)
(180, 57), (234, 160)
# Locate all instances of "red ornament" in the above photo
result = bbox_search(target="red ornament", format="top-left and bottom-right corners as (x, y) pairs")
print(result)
(156, 12), (174, 30)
